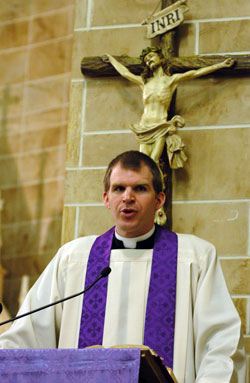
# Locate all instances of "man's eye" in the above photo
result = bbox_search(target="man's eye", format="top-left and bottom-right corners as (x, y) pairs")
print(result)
(135, 185), (147, 192)
(113, 186), (124, 192)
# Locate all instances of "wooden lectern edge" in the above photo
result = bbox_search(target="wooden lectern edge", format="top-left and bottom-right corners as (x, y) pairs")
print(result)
(86, 344), (178, 383)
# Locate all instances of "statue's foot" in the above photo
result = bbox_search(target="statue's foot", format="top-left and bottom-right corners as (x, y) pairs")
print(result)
(154, 207), (167, 226)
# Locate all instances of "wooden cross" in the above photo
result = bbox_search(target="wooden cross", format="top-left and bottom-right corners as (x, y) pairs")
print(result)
(80, 0), (250, 229)
(0, 86), (19, 135)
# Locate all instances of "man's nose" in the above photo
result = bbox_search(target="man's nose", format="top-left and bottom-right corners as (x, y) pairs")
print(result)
(122, 188), (135, 202)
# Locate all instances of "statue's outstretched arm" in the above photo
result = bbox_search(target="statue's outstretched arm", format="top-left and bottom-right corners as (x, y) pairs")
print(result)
(175, 58), (235, 82)
(102, 53), (143, 86)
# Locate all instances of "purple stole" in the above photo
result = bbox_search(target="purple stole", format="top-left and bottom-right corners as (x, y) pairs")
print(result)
(78, 225), (178, 368)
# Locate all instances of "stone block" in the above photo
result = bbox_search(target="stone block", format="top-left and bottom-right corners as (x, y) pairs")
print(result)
(64, 168), (105, 204)
(220, 258), (250, 295)
(28, 39), (72, 81)
(172, 202), (249, 256)
(78, 206), (114, 237)
(173, 128), (250, 200)
(30, 9), (73, 44)
(81, 132), (138, 167)
(72, 27), (148, 79)
(66, 81), (84, 167)
(0, 20), (28, 50)
(85, 78), (142, 132)
(61, 206), (76, 245)
(199, 20), (250, 54)
(176, 77), (250, 127)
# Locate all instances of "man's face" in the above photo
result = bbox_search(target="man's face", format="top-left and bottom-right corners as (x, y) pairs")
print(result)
(103, 163), (165, 238)
(144, 52), (161, 71)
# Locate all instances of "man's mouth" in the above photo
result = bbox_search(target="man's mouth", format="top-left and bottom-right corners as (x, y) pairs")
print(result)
(121, 208), (137, 218)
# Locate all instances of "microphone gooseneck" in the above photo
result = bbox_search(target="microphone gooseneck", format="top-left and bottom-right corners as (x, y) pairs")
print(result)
(0, 266), (111, 327)
(100, 266), (111, 278)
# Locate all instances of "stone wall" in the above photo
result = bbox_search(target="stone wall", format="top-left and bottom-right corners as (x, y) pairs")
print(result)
(64, 0), (250, 379)
(0, 0), (75, 315)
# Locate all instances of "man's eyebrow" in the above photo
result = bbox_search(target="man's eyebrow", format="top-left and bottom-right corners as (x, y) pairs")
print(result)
(134, 182), (150, 187)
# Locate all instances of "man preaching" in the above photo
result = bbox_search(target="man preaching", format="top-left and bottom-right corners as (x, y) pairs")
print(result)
(0, 151), (246, 383)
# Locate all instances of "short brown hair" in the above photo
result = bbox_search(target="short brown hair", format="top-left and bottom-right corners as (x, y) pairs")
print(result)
(103, 151), (163, 194)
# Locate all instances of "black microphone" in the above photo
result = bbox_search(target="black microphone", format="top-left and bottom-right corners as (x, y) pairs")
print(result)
(0, 266), (111, 327)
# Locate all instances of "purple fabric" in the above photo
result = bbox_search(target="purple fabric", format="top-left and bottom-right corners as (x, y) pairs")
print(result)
(0, 348), (140, 383)
(78, 226), (115, 348)
(78, 225), (178, 368)
(143, 227), (178, 368)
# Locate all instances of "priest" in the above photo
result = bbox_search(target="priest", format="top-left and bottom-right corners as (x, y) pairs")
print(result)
(0, 151), (246, 383)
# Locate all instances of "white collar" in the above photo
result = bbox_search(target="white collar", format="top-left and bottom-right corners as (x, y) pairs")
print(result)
(115, 225), (155, 249)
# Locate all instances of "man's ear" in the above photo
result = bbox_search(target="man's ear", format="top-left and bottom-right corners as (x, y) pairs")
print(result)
(103, 192), (110, 209)
(155, 191), (165, 210)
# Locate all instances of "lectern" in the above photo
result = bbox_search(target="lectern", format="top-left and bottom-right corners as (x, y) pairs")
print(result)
(0, 347), (176, 382)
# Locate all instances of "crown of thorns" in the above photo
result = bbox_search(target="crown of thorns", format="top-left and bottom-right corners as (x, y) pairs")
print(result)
(140, 46), (162, 62)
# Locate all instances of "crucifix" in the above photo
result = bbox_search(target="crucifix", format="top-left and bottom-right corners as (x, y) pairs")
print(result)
(81, 0), (250, 229)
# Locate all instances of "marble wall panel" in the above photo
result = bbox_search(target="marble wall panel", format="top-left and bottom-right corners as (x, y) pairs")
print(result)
(38, 216), (63, 254)
(66, 81), (84, 167)
(61, 206), (76, 244)
(90, 0), (157, 26)
(0, 84), (24, 119)
(176, 76), (250, 127)
(0, 158), (18, 187)
(233, 298), (247, 334)
(31, 0), (73, 14)
(74, 0), (87, 29)
(186, 0), (250, 20)
(245, 337), (250, 353)
(64, 169), (105, 204)
(23, 76), (70, 112)
(0, 1), (30, 22)
(2, 217), (62, 258)
(1, 188), (17, 223)
(1, 180), (65, 224)
(0, 21), (28, 50)
(20, 125), (67, 152)
(0, 116), (22, 136)
(23, 107), (68, 131)
(81, 132), (138, 167)
(72, 27), (148, 79)
(0, 0), (75, 318)
(220, 259), (250, 295)
(78, 206), (114, 237)
(0, 50), (27, 86)
(85, 78), (143, 132)
(2, 274), (31, 315)
(30, 9), (73, 44)
(16, 147), (66, 184)
(21, 180), (65, 222)
(172, 202), (249, 256)
(173, 128), (250, 200)
(28, 39), (72, 80)
(0, 133), (21, 156)
(199, 20), (250, 54)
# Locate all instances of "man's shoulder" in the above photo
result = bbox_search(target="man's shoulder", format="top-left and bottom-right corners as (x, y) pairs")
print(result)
(57, 235), (98, 262)
(61, 235), (97, 250)
(176, 232), (217, 265)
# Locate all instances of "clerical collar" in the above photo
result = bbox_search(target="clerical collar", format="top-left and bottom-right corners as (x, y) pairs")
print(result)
(115, 225), (155, 249)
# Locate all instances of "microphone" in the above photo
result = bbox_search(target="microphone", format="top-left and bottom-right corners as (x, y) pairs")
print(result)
(0, 266), (111, 327)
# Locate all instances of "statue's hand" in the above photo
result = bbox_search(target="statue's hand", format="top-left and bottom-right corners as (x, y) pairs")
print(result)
(223, 58), (235, 67)
(102, 54), (110, 63)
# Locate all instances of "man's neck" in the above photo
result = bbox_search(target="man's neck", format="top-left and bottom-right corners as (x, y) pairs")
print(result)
(115, 226), (155, 249)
